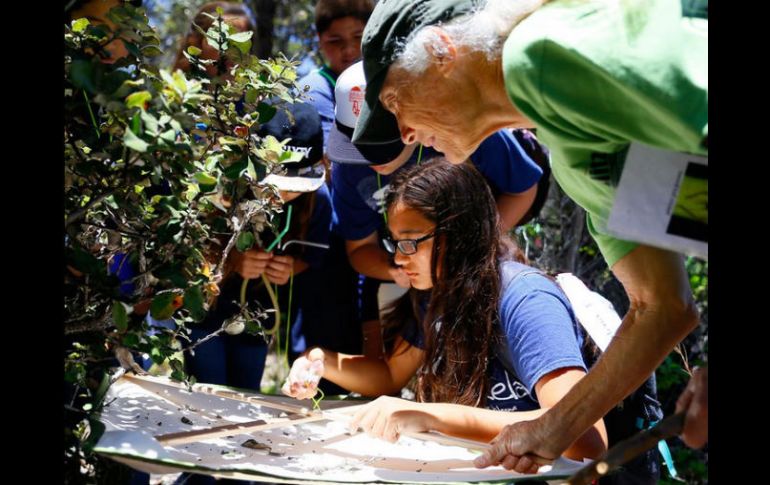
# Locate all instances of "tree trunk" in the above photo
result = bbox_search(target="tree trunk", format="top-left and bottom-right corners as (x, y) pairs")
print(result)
(252, 0), (276, 59)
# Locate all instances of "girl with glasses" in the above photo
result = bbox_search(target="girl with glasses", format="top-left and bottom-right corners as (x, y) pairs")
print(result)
(283, 158), (616, 470)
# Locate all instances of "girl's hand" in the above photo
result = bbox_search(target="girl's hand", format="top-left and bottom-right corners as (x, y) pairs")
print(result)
(349, 396), (434, 442)
(281, 350), (324, 400)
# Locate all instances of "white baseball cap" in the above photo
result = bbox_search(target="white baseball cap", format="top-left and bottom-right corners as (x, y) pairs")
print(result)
(327, 61), (405, 165)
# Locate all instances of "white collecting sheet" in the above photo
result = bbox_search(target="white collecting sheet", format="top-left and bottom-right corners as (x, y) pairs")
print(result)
(94, 375), (586, 483)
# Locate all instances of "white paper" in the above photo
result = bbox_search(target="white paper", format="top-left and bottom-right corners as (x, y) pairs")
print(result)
(94, 376), (587, 483)
(607, 142), (707, 260)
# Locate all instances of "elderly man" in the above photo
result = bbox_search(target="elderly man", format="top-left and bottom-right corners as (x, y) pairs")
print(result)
(352, 0), (707, 474)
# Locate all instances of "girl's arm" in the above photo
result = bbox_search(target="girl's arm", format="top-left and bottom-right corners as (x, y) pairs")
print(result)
(283, 336), (424, 398)
(351, 367), (607, 462)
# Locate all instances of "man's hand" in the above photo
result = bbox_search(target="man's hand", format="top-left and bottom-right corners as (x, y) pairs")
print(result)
(675, 365), (708, 448)
(473, 418), (556, 474)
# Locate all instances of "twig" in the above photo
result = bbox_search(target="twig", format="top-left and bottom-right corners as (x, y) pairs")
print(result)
(64, 307), (112, 335)
(212, 203), (259, 281)
(77, 221), (142, 238)
(184, 327), (225, 354)
(66, 192), (112, 228)
(565, 413), (685, 485)
(673, 343), (692, 377)
(155, 413), (325, 446)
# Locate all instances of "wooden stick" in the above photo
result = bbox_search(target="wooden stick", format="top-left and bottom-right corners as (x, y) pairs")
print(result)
(403, 431), (491, 453)
(155, 413), (328, 446)
(565, 412), (685, 485)
(323, 411), (491, 452)
(123, 374), (316, 415)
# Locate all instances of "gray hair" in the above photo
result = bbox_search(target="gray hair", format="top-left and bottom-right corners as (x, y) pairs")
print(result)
(393, 0), (546, 74)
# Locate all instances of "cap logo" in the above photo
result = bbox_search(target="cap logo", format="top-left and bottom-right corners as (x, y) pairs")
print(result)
(285, 145), (312, 158)
(349, 85), (365, 117)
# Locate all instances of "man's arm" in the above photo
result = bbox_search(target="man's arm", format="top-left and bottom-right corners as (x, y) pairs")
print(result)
(496, 186), (537, 231)
(476, 245), (700, 471)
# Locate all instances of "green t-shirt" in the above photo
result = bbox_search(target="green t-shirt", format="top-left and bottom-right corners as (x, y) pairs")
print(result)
(503, 0), (707, 267)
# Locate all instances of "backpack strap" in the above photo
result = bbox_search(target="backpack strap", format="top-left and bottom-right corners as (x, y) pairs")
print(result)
(317, 65), (337, 91)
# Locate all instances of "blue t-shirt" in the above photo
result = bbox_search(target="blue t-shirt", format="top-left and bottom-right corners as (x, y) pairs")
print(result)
(292, 182), (333, 270)
(402, 261), (586, 412)
(289, 183), (362, 357)
(298, 67), (336, 150)
(330, 129), (543, 241)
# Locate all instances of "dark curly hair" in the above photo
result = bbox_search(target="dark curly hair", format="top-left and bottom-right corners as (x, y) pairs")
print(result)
(384, 159), (519, 407)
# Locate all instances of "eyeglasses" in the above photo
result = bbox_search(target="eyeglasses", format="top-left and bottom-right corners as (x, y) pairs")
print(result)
(382, 232), (435, 256)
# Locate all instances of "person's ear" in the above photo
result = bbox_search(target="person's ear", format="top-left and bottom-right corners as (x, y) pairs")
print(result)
(424, 27), (457, 77)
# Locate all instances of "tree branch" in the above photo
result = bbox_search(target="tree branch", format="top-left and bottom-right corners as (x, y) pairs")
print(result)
(66, 192), (112, 228)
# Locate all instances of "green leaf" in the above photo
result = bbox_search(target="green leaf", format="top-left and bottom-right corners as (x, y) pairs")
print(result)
(123, 128), (148, 152)
(150, 292), (179, 320)
(69, 246), (102, 275)
(122, 332), (140, 347)
(246, 158), (257, 180)
(183, 285), (206, 322)
(123, 41), (141, 58)
(92, 370), (111, 409)
(125, 90), (152, 110)
(112, 301), (128, 332)
(245, 320), (262, 335)
(244, 87), (258, 104)
(130, 111), (142, 135)
(159, 128), (177, 144)
(154, 262), (188, 287)
(187, 45), (202, 56)
(64, 362), (86, 384)
(236, 232), (256, 252)
(72, 18), (90, 33)
(159, 69), (176, 88)
(69, 60), (95, 93)
(140, 45), (163, 57)
(279, 150), (304, 164)
(195, 172), (218, 186)
(113, 77), (145, 98)
(82, 418), (106, 455)
(157, 219), (183, 244)
(256, 102), (277, 124)
(150, 346), (164, 365)
(228, 31), (253, 43)
(169, 357), (184, 374)
(103, 194), (119, 210)
(222, 158), (248, 180)
(140, 110), (159, 137)
(228, 31), (252, 54)
(171, 70), (188, 93)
